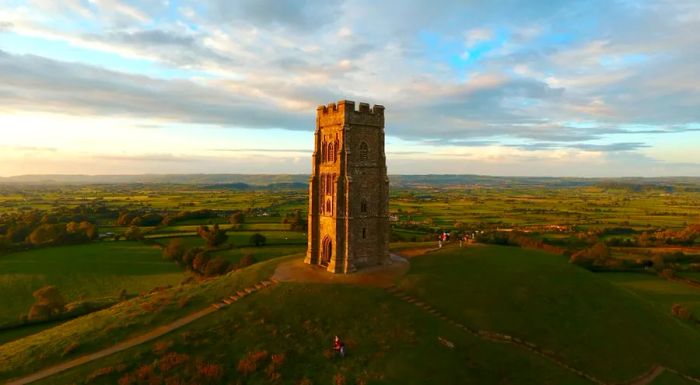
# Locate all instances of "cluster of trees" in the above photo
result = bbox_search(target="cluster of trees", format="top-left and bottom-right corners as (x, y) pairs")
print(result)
(162, 239), (255, 277)
(0, 210), (99, 249)
(569, 242), (612, 268)
(117, 211), (163, 226)
(163, 209), (218, 225)
(638, 225), (700, 246)
(474, 231), (566, 254)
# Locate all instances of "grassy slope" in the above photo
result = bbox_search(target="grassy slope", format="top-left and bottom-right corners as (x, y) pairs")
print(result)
(0, 242), (184, 324)
(39, 283), (589, 385)
(600, 272), (700, 315)
(0, 255), (293, 381)
(397, 245), (700, 382)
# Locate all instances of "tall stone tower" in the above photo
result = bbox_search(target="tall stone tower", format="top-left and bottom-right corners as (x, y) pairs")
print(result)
(304, 100), (390, 273)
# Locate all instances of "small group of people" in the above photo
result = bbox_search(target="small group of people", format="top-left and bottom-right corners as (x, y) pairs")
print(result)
(438, 231), (473, 248)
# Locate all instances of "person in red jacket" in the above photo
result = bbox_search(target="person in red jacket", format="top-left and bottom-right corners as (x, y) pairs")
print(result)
(333, 336), (345, 357)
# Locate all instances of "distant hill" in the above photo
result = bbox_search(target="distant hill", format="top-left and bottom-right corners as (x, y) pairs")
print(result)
(1, 174), (699, 190)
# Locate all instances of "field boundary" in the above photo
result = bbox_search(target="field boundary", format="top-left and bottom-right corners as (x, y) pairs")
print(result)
(4, 279), (279, 385)
(385, 285), (700, 385)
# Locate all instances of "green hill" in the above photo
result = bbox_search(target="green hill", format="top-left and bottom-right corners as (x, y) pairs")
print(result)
(3, 245), (700, 384)
(397, 245), (700, 381)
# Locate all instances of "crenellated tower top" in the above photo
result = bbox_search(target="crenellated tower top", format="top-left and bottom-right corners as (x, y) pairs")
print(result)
(316, 100), (385, 128)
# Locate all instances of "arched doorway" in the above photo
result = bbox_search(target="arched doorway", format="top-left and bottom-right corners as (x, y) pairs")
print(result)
(321, 236), (332, 267)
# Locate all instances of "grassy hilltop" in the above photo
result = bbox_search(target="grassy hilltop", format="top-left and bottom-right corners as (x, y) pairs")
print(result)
(1, 245), (699, 384)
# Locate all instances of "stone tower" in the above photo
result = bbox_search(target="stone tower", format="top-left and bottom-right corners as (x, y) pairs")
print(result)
(304, 100), (390, 273)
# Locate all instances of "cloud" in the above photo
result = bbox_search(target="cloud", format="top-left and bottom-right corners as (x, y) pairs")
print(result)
(0, 0), (699, 176)
(206, 0), (341, 31)
(0, 50), (311, 130)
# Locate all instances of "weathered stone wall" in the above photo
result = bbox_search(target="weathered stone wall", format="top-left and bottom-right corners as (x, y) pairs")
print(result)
(305, 100), (389, 273)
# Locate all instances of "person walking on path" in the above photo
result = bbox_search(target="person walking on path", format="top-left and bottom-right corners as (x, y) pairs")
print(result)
(334, 336), (346, 357)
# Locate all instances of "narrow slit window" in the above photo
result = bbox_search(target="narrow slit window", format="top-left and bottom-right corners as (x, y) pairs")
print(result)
(359, 142), (368, 161)
(362, 228), (366, 239)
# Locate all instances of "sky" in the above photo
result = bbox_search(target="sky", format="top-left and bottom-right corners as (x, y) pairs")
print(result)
(0, 0), (699, 177)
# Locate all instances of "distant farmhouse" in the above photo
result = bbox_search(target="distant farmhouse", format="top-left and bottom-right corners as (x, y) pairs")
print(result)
(304, 101), (390, 273)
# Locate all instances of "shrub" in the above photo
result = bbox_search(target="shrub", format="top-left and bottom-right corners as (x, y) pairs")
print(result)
(197, 362), (224, 380)
(250, 233), (267, 246)
(124, 226), (144, 241)
(672, 303), (693, 321)
(28, 285), (66, 321)
(163, 239), (186, 263)
(229, 211), (246, 224)
(62, 342), (80, 356)
(237, 350), (269, 376)
(86, 366), (116, 383)
(203, 256), (230, 276)
(236, 255), (255, 269)
(158, 352), (190, 373)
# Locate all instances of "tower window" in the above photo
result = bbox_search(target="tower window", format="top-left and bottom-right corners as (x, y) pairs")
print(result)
(328, 142), (334, 163)
(362, 228), (366, 239)
(326, 199), (332, 215)
(359, 142), (368, 161)
(360, 199), (367, 213)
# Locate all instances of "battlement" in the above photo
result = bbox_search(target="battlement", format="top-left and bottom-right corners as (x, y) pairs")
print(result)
(316, 100), (385, 116)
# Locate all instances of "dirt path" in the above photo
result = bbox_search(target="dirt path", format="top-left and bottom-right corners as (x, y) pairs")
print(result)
(5, 280), (277, 385)
(272, 253), (410, 288)
(622, 365), (665, 385)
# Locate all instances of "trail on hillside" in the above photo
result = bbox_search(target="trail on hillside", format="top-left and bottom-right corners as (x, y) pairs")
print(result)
(5, 280), (278, 385)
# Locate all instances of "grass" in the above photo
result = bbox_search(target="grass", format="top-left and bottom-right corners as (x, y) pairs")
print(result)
(0, 242), (185, 325)
(38, 283), (590, 385)
(211, 244), (306, 265)
(397, 245), (700, 382)
(0, 254), (294, 382)
(600, 272), (700, 316)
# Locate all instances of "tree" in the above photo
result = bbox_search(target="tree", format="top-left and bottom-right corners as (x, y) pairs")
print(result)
(28, 285), (66, 321)
(28, 224), (66, 246)
(204, 256), (230, 276)
(192, 252), (211, 274)
(569, 242), (611, 267)
(652, 254), (666, 272)
(229, 212), (246, 224)
(124, 226), (144, 241)
(183, 247), (202, 267)
(78, 221), (99, 240)
(163, 238), (186, 263)
(117, 211), (138, 226)
(7, 225), (31, 243)
(197, 224), (228, 248)
(250, 233), (267, 247)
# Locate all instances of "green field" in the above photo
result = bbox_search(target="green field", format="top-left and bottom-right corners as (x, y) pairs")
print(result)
(0, 242), (185, 325)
